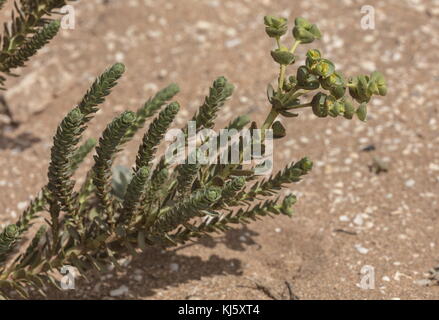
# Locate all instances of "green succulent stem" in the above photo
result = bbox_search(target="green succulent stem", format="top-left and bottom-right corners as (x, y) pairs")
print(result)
(269, 39), (303, 139)
(16, 188), (48, 233)
(122, 83), (180, 145)
(184, 76), (234, 134)
(140, 167), (169, 225)
(287, 102), (312, 109)
(0, 225), (20, 265)
(261, 87), (308, 140)
(277, 40), (301, 94)
(135, 102), (180, 171)
(69, 138), (97, 173)
(47, 107), (84, 214)
(0, 1), (75, 88)
(0, 20), (60, 73)
(119, 167), (150, 225)
(77, 63), (126, 124)
(278, 65), (287, 93)
(290, 40), (301, 53)
(170, 197), (294, 245)
(151, 187), (222, 235)
(93, 111), (136, 218)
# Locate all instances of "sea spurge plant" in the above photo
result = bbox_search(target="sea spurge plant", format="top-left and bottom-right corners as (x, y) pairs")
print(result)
(0, 1), (77, 89)
(0, 15), (386, 299)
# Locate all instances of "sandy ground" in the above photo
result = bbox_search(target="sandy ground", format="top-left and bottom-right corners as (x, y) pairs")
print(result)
(1, 0), (439, 300)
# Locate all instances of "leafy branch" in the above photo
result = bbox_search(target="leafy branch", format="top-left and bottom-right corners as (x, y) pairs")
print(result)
(0, 0), (77, 88)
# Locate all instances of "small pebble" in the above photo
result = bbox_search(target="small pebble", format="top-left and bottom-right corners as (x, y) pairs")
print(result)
(133, 274), (143, 282)
(353, 214), (364, 226)
(355, 244), (369, 254)
(110, 285), (129, 297)
(117, 257), (131, 267)
(17, 201), (28, 211)
(414, 279), (431, 287)
(115, 52), (125, 61)
(225, 38), (241, 48)
(170, 263), (179, 272)
(405, 179), (415, 188)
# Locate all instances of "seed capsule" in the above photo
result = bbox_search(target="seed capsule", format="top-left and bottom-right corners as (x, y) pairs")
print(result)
(356, 103), (368, 121)
(293, 17), (322, 44)
(311, 59), (335, 78)
(342, 98), (356, 120)
(297, 66), (320, 90)
(370, 71), (387, 96)
(311, 92), (329, 117)
(264, 16), (288, 38)
(271, 47), (296, 65)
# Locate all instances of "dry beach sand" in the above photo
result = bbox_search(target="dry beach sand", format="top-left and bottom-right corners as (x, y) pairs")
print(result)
(0, 0), (438, 299)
